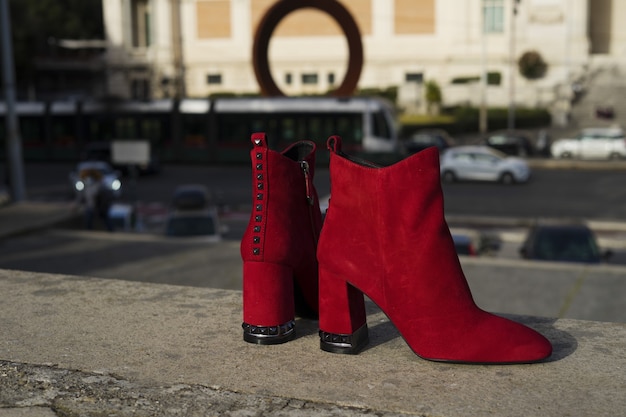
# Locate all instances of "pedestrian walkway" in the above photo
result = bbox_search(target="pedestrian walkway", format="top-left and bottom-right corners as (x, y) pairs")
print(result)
(0, 201), (79, 240)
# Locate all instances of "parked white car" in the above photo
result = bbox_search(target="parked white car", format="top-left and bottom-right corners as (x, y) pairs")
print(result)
(550, 127), (626, 160)
(440, 146), (531, 185)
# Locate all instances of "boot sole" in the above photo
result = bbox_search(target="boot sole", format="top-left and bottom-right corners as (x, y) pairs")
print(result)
(242, 320), (296, 345)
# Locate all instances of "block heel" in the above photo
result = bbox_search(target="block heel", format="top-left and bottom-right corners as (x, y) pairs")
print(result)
(242, 261), (296, 345)
(318, 268), (369, 354)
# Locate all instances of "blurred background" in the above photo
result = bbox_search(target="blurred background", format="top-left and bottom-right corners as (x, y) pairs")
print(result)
(1, 0), (625, 322)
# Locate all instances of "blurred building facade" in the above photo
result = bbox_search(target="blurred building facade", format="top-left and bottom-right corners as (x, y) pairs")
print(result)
(101, 0), (626, 111)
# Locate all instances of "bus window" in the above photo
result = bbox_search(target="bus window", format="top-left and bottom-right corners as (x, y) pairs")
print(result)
(289, 115), (309, 143)
(85, 114), (116, 142)
(181, 113), (208, 148)
(249, 118), (263, 133)
(20, 116), (45, 148)
(304, 116), (333, 145)
(372, 110), (392, 140)
(307, 117), (323, 141)
(51, 115), (77, 147)
(141, 116), (165, 145)
(116, 117), (137, 138)
(335, 114), (361, 145)
(281, 117), (296, 142)
(250, 117), (280, 146)
(218, 114), (250, 146)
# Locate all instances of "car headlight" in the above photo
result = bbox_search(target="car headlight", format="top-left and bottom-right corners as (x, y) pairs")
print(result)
(75, 180), (84, 191)
(111, 179), (121, 191)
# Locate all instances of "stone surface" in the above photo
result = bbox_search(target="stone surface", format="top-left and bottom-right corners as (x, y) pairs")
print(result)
(1, 270), (625, 417)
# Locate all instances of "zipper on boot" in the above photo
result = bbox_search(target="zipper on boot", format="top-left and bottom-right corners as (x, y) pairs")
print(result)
(300, 160), (320, 242)
(290, 159), (321, 320)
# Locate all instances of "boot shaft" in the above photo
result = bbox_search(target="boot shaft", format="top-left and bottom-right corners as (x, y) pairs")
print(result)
(241, 133), (323, 268)
(319, 136), (474, 315)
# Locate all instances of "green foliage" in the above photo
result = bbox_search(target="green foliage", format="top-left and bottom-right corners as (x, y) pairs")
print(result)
(399, 105), (551, 136)
(518, 50), (548, 80)
(8, 0), (104, 87)
(356, 86), (398, 104)
(451, 72), (501, 85)
(451, 76), (480, 84)
(424, 80), (442, 104)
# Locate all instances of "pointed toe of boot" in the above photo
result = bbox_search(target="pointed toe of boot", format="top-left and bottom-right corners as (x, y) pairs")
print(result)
(408, 312), (553, 364)
(487, 317), (553, 364)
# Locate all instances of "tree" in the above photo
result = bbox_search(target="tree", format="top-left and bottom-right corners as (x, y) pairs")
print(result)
(8, 0), (104, 94)
(518, 50), (548, 80)
(424, 80), (442, 115)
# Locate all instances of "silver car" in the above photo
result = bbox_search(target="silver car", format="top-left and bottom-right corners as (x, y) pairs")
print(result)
(440, 146), (530, 185)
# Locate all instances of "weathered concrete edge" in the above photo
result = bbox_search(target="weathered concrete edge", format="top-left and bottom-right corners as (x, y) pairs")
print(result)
(0, 361), (410, 417)
(2, 269), (625, 417)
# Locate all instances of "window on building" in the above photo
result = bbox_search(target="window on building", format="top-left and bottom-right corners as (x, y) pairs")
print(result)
(131, 78), (150, 100)
(131, 0), (152, 47)
(405, 73), (423, 83)
(207, 74), (222, 85)
(328, 73), (336, 85)
(483, 0), (504, 33)
(301, 73), (318, 85)
(285, 73), (292, 85)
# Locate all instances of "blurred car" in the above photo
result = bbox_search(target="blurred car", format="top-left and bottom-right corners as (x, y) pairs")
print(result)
(402, 129), (455, 154)
(519, 223), (611, 264)
(483, 130), (535, 157)
(164, 207), (223, 242)
(108, 203), (137, 232)
(452, 234), (477, 256)
(164, 184), (224, 241)
(171, 184), (211, 210)
(452, 228), (502, 257)
(550, 127), (626, 160)
(81, 141), (160, 175)
(69, 161), (122, 199)
(440, 146), (531, 185)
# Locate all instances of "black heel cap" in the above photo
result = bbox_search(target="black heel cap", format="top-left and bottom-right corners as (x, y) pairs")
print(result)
(319, 324), (369, 354)
(242, 320), (296, 345)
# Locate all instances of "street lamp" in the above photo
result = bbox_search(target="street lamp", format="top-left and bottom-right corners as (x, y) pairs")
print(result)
(508, 0), (520, 131)
(0, 0), (26, 201)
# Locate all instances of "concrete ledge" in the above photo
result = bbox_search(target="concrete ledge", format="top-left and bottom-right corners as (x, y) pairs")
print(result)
(1, 269), (625, 417)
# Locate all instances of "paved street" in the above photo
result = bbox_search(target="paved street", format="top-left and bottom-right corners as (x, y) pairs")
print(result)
(0, 228), (243, 290)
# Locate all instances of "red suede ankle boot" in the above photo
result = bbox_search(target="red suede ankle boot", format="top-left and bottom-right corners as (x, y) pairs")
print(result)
(317, 136), (552, 363)
(241, 132), (323, 344)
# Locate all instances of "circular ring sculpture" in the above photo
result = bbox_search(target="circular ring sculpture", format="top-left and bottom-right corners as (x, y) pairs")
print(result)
(252, 0), (363, 96)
